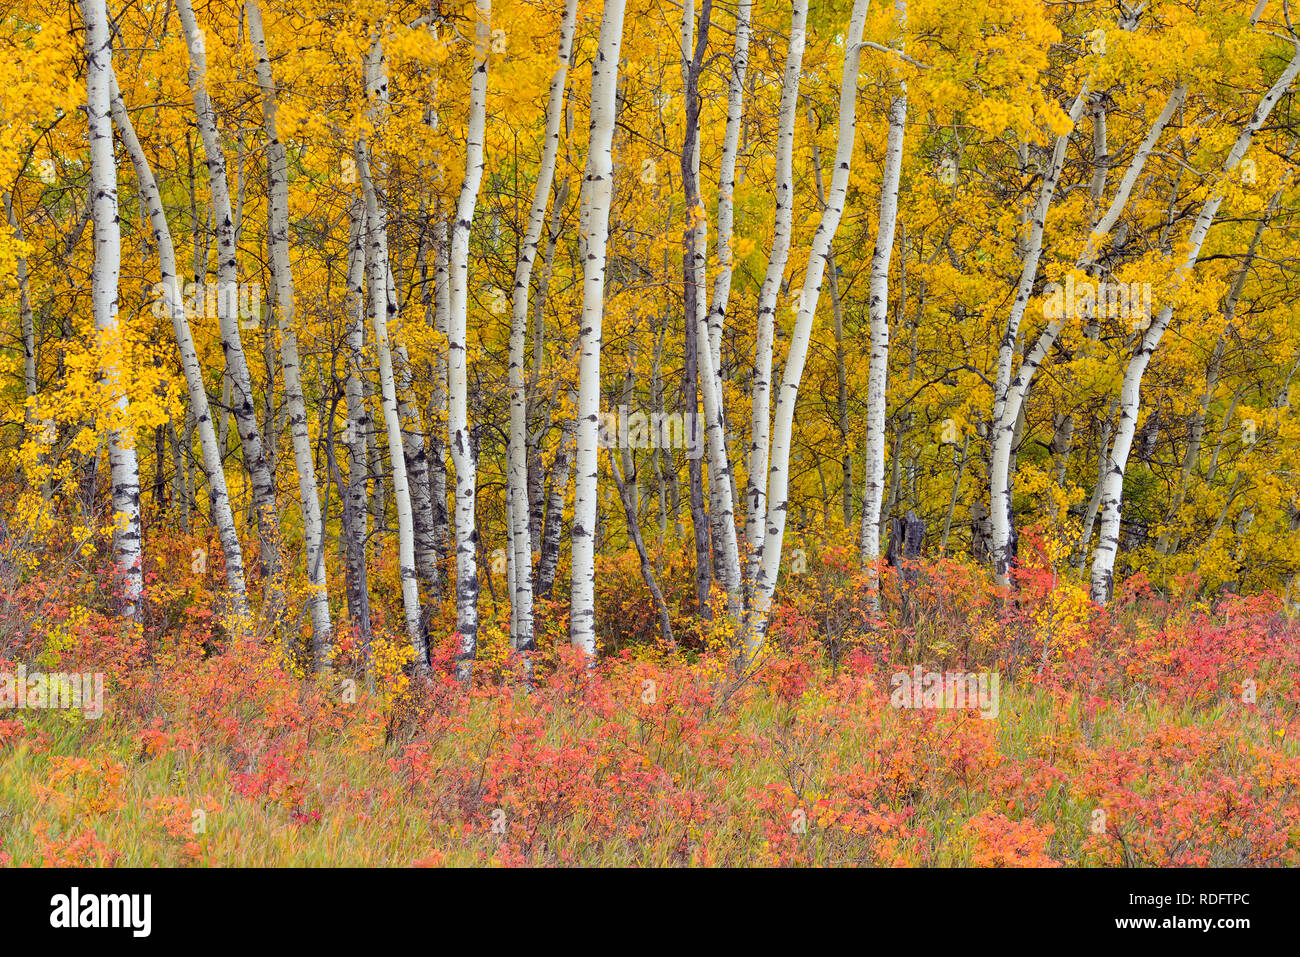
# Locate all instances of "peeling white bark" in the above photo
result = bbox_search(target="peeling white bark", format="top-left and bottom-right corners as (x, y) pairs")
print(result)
(570, 0), (628, 658)
(247, 0), (332, 665)
(449, 0), (491, 679)
(706, 0), (750, 370)
(175, 0), (283, 589)
(1090, 44), (1300, 603)
(357, 34), (426, 669)
(859, 0), (909, 610)
(508, 0), (577, 655)
(682, 0), (742, 610)
(86, 0), (142, 619)
(343, 198), (371, 631)
(428, 211), (451, 588)
(986, 87), (1088, 584)
(701, 0), (752, 572)
(989, 83), (1185, 586)
(109, 74), (248, 617)
(744, 0), (807, 586)
(745, 0), (870, 658)
(386, 260), (438, 601)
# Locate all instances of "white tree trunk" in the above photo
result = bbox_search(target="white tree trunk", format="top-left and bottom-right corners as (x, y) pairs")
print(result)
(507, 0), (578, 656)
(175, 0), (283, 590)
(1158, 181), (1285, 555)
(569, 0), (628, 658)
(343, 198), (371, 631)
(701, 0), (750, 594)
(859, 0), (908, 608)
(538, 422), (574, 599)
(679, 0), (714, 618)
(109, 74), (248, 617)
(247, 0), (332, 665)
(985, 88), (1087, 584)
(681, 0), (743, 610)
(707, 0), (748, 369)
(428, 211), (451, 588)
(988, 83), (1184, 585)
(86, 0), (142, 619)
(1090, 44), (1300, 602)
(421, 32), (450, 597)
(357, 33), (426, 669)
(385, 260), (439, 600)
(397, 349), (439, 591)
(1046, 95), (1114, 510)
(706, 0), (750, 372)
(744, 0), (807, 586)
(694, 263), (742, 608)
(744, 0), (870, 658)
(448, 0), (491, 679)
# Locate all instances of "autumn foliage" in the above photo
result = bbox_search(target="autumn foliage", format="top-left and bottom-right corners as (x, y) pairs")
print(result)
(2, 522), (1297, 867)
(3, 0), (1300, 868)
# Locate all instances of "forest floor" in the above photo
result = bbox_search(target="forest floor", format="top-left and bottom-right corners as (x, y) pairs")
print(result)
(2, 541), (1298, 866)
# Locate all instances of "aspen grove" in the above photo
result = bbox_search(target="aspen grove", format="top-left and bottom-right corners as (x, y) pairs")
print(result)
(3, 0), (1300, 868)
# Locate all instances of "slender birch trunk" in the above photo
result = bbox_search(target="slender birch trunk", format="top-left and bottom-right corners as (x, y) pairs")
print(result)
(412, 218), (444, 603)
(342, 198), (372, 646)
(744, 0), (870, 658)
(1090, 44), (1300, 603)
(706, 0), (750, 370)
(570, 0), (628, 658)
(1048, 97), (1113, 503)
(804, 99), (853, 533)
(86, 0), (143, 619)
(745, 0), (807, 587)
(989, 83), (1184, 585)
(386, 261), (439, 602)
(529, 174), (570, 549)
(1074, 399), (1116, 570)
(507, 0), (578, 655)
(363, 363), (387, 533)
(176, 0), (283, 596)
(985, 88), (1088, 584)
(1158, 179), (1284, 555)
(537, 427), (573, 600)
(702, 0), (751, 590)
(397, 353), (439, 590)
(357, 34), (425, 669)
(859, 0), (908, 609)
(109, 75), (248, 618)
(246, 0), (332, 665)
(679, 0), (714, 617)
(448, 0), (491, 678)
(428, 211), (451, 592)
(682, 0), (742, 611)
(1202, 386), (1245, 491)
